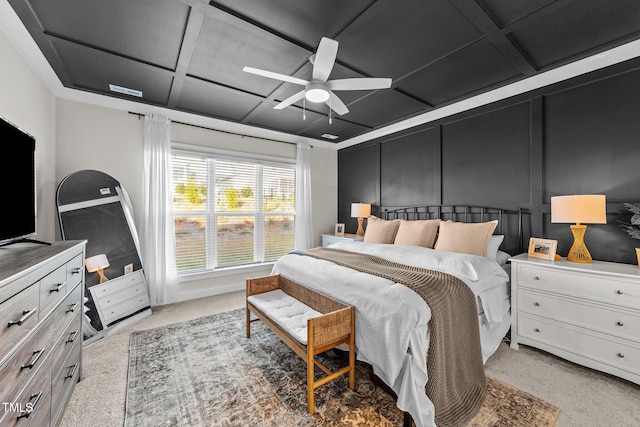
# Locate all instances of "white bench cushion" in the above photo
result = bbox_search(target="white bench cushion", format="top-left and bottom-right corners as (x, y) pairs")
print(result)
(247, 289), (322, 345)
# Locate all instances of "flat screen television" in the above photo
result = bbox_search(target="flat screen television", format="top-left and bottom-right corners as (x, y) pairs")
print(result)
(0, 115), (37, 246)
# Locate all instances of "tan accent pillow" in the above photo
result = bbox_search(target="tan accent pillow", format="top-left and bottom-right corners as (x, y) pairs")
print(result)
(434, 220), (499, 257)
(394, 219), (440, 248)
(363, 216), (401, 244)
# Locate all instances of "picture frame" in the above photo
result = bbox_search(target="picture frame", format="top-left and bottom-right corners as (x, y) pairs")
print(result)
(528, 238), (558, 260)
(334, 223), (345, 236)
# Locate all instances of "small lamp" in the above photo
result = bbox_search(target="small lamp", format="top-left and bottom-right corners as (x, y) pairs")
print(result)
(85, 254), (110, 283)
(351, 203), (371, 238)
(551, 195), (606, 263)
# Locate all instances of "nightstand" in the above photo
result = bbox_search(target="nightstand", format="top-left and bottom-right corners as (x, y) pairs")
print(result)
(321, 233), (363, 247)
(509, 253), (640, 385)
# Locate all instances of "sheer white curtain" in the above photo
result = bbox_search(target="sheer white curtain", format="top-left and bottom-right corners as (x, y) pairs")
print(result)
(295, 141), (313, 250)
(140, 114), (179, 305)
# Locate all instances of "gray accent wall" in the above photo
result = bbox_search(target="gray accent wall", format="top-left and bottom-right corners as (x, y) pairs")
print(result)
(338, 57), (640, 265)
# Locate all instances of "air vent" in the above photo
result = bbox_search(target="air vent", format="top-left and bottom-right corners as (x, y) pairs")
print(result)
(109, 84), (143, 98)
(321, 133), (339, 140)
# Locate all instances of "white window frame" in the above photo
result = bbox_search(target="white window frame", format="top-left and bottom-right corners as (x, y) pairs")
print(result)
(171, 142), (296, 280)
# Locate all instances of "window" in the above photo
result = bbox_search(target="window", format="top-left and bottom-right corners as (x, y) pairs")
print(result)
(171, 147), (295, 275)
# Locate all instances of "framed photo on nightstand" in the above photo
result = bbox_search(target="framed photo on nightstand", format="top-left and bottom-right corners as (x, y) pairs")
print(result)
(335, 223), (345, 236)
(528, 237), (558, 260)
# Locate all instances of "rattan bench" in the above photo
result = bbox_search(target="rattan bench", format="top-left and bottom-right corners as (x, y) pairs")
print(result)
(246, 274), (356, 414)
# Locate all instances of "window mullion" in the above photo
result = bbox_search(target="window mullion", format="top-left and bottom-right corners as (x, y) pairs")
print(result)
(255, 164), (264, 262)
(209, 159), (216, 270)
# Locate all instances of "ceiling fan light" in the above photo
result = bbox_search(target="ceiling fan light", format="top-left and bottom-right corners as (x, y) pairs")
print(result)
(305, 82), (329, 103)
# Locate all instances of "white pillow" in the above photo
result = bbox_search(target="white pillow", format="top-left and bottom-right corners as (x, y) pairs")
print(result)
(486, 235), (504, 261)
(495, 250), (511, 266)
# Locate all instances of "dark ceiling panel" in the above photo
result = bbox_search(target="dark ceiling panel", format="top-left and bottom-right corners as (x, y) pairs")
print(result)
(211, 0), (375, 47)
(188, 9), (310, 97)
(397, 41), (521, 106)
(28, 0), (188, 70)
(342, 90), (428, 128)
(53, 42), (173, 105)
(508, 0), (640, 69)
(477, 0), (554, 28)
(298, 117), (371, 141)
(246, 101), (328, 134)
(337, 0), (482, 79)
(176, 80), (263, 121)
(6, 0), (639, 144)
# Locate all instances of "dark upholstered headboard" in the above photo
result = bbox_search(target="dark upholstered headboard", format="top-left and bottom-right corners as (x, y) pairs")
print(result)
(379, 205), (528, 255)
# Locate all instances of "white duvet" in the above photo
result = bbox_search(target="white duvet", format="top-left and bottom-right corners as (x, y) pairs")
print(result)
(270, 242), (510, 427)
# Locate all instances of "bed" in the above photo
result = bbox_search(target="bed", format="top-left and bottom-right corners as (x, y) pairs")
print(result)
(270, 205), (525, 427)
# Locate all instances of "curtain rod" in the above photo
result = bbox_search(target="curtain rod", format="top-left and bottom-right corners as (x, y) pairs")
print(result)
(127, 111), (304, 146)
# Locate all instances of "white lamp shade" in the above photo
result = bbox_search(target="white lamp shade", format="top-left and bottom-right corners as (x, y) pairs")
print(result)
(551, 195), (607, 224)
(85, 254), (110, 272)
(351, 203), (371, 218)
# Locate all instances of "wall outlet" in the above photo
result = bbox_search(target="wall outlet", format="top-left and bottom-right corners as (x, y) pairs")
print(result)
(124, 263), (133, 275)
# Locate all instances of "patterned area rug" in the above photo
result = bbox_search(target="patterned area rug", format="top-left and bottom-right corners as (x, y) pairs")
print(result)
(125, 309), (559, 427)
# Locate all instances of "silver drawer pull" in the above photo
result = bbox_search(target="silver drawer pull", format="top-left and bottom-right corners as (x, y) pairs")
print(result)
(16, 390), (43, 419)
(65, 363), (79, 380)
(534, 328), (540, 333)
(71, 267), (82, 274)
(21, 348), (46, 370)
(617, 353), (625, 358)
(616, 290), (624, 295)
(66, 330), (79, 344)
(66, 302), (80, 313)
(534, 302), (540, 307)
(616, 321), (624, 327)
(8, 307), (37, 327)
(50, 282), (66, 293)
(533, 276), (540, 280)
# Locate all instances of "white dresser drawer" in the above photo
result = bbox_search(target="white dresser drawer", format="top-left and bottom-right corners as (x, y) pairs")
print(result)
(518, 289), (640, 341)
(518, 313), (640, 377)
(100, 294), (149, 325)
(95, 280), (147, 310)
(90, 270), (144, 298)
(89, 270), (149, 327)
(517, 264), (640, 309)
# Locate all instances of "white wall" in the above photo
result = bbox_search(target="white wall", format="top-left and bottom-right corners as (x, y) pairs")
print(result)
(55, 100), (338, 302)
(0, 29), (56, 242)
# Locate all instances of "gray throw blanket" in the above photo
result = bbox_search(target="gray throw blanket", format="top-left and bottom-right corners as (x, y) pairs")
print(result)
(302, 247), (485, 427)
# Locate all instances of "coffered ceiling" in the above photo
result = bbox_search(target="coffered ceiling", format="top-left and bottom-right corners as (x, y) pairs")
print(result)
(6, 0), (640, 144)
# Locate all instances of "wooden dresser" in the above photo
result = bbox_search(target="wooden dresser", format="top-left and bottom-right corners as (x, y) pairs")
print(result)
(0, 240), (86, 427)
(510, 253), (640, 385)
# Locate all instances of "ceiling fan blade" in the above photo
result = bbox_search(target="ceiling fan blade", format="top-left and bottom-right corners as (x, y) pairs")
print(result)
(274, 90), (306, 110)
(312, 37), (338, 82)
(327, 78), (392, 91)
(326, 91), (349, 115)
(243, 66), (308, 86)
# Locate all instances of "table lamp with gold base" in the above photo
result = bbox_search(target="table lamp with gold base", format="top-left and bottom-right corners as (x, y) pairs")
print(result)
(551, 194), (606, 263)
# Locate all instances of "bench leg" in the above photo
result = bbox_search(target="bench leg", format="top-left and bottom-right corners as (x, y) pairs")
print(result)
(307, 320), (316, 414)
(246, 306), (251, 338)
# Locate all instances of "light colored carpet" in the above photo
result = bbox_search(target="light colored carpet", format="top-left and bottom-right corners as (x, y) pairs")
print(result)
(60, 290), (640, 427)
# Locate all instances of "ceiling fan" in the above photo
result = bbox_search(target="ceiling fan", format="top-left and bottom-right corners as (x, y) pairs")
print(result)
(243, 37), (392, 117)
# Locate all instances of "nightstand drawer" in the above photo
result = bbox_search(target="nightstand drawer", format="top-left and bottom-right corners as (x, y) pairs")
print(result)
(519, 289), (640, 341)
(518, 314), (640, 376)
(100, 294), (149, 325)
(517, 264), (640, 309)
(91, 270), (145, 298)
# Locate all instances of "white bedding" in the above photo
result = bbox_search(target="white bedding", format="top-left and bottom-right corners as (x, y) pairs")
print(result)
(270, 242), (510, 427)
